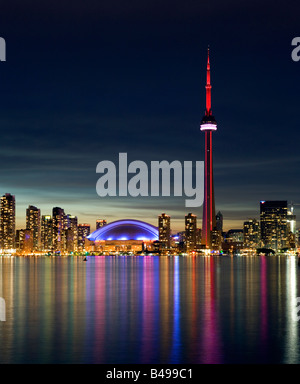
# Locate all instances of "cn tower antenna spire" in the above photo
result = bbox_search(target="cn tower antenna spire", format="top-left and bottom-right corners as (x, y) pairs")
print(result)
(205, 46), (212, 116)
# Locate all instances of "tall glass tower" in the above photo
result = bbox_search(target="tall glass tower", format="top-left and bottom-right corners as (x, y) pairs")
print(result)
(0, 193), (16, 250)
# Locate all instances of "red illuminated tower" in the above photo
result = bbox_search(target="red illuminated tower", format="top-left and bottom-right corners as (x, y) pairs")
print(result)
(201, 47), (217, 248)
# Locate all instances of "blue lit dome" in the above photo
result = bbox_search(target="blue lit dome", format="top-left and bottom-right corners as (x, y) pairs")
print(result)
(87, 219), (159, 241)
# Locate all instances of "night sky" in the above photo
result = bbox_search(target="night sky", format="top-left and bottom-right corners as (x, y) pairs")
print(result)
(0, 0), (299, 232)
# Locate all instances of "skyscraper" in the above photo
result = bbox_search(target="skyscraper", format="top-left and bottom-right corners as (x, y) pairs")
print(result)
(66, 215), (78, 251)
(185, 213), (197, 252)
(52, 207), (66, 252)
(16, 229), (33, 254)
(41, 215), (53, 251)
(158, 213), (171, 249)
(216, 211), (223, 233)
(243, 219), (260, 249)
(78, 224), (90, 251)
(260, 201), (288, 251)
(96, 219), (107, 230)
(26, 205), (41, 251)
(201, 48), (218, 249)
(0, 193), (16, 250)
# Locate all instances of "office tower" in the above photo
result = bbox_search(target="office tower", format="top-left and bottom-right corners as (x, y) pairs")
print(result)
(52, 207), (66, 251)
(201, 48), (218, 248)
(158, 213), (171, 249)
(96, 219), (107, 230)
(78, 224), (90, 251)
(16, 229), (33, 254)
(66, 215), (78, 251)
(41, 215), (53, 251)
(216, 211), (223, 232)
(226, 229), (244, 243)
(287, 207), (296, 234)
(26, 205), (41, 251)
(185, 213), (197, 252)
(15, 230), (23, 250)
(260, 200), (288, 251)
(211, 230), (222, 250)
(196, 228), (202, 246)
(65, 228), (75, 253)
(0, 193), (16, 249)
(243, 219), (260, 249)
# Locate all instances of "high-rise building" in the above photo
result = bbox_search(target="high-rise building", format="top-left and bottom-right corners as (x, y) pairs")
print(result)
(216, 211), (223, 232)
(65, 228), (75, 253)
(243, 219), (260, 249)
(158, 213), (171, 249)
(26, 205), (41, 251)
(260, 200), (288, 251)
(78, 224), (90, 251)
(0, 193), (16, 250)
(211, 229), (222, 250)
(66, 215), (78, 251)
(41, 215), (53, 251)
(96, 219), (107, 230)
(16, 229), (33, 254)
(196, 228), (202, 247)
(201, 48), (218, 249)
(287, 208), (296, 234)
(225, 229), (244, 243)
(52, 207), (66, 252)
(185, 213), (197, 252)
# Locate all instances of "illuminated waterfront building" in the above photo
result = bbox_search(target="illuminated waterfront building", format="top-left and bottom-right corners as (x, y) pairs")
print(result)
(66, 215), (78, 251)
(16, 229), (33, 254)
(243, 219), (260, 249)
(78, 223), (91, 251)
(96, 219), (107, 230)
(211, 229), (222, 250)
(225, 229), (244, 243)
(65, 228), (75, 253)
(26, 205), (41, 251)
(216, 211), (223, 232)
(200, 48), (218, 249)
(158, 213), (171, 250)
(52, 207), (66, 252)
(0, 193), (16, 250)
(222, 229), (243, 252)
(196, 228), (202, 247)
(185, 213), (197, 252)
(88, 219), (158, 254)
(41, 215), (53, 251)
(260, 200), (288, 251)
(287, 209), (296, 234)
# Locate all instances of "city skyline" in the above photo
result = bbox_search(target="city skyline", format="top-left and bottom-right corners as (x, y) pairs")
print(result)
(0, 1), (299, 233)
(1, 190), (299, 234)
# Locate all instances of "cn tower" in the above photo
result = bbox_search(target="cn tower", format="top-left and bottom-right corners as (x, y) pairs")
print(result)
(201, 47), (217, 249)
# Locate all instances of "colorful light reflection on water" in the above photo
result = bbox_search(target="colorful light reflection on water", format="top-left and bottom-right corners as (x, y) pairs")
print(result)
(0, 255), (300, 364)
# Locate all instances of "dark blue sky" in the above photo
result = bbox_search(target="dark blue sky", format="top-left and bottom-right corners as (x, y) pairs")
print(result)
(0, 0), (299, 231)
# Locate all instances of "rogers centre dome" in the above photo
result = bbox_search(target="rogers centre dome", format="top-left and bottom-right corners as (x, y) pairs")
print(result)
(87, 219), (159, 242)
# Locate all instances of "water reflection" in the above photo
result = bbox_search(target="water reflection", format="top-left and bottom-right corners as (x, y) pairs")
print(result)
(283, 256), (299, 363)
(0, 255), (300, 363)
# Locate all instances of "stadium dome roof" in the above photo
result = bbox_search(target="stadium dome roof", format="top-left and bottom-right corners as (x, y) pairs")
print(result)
(87, 219), (159, 241)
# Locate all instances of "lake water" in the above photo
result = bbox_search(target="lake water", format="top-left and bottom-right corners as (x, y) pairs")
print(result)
(0, 255), (300, 364)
